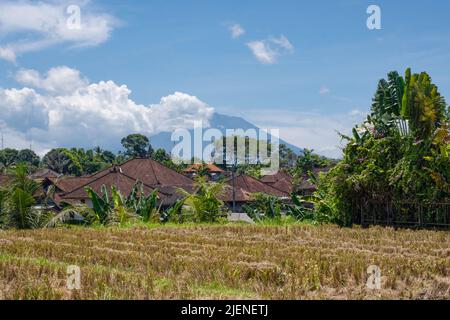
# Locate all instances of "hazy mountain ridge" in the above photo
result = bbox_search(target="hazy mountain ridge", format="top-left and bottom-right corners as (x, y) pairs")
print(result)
(150, 113), (303, 155)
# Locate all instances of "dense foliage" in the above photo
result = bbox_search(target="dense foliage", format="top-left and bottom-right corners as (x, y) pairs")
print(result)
(316, 69), (450, 226)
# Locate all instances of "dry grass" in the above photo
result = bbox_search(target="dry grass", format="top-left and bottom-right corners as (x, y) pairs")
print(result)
(0, 224), (449, 300)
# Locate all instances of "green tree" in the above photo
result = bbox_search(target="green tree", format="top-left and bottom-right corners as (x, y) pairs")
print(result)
(0, 148), (19, 168)
(152, 148), (171, 163)
(17, 149), (40, 167)
(179, 178), (226, 223)
(42, 148), (82, 176)
(402, 68), (447, 140)
(0, 165), (53, 229)
(316, 69), (449, 226)
(121, 134), (152, 158)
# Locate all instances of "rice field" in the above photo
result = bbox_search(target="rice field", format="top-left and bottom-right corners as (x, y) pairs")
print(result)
(0, 224), (449, 300)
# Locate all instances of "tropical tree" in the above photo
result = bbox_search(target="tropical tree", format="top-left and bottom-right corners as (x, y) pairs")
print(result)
(179, 177), (226, 223)
(0, 165), (54, 229)
(17, 149), (40, 168)
(316, 69), (449, 226)
(125, 182), (161, 222)
(121, 134), (152, 158)
(0, 148), (19, 168)
(242, 193), (282, 222)
(42, 148), (82, 175)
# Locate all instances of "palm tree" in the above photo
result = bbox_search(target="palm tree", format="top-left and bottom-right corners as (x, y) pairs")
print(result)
(1, 165), (53, 229)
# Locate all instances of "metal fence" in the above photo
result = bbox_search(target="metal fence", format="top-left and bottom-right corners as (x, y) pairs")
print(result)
(358, 200), (450, 229)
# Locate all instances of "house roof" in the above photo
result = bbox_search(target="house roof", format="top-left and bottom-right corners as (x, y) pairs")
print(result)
(61, 167), (166, 201)
(29, 169), (60, 180)
(46, 176), (93, 193)
(57, 158), (194, 206)
(183, 163), (225, 173)
(221, 174), (288, 202)
(260, 171), (293, 184)
(91, 158), (194, 187)
(260, 171), (294, 194)
(0, 174), (11, 187)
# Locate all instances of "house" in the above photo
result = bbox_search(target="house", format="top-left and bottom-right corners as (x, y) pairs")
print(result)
(53, 158), (195, 208)
(221, 174), (288, 212)
(29, 168), (60, 180)
(60, 166), (168, 207)
(260, 171), (294, 194)
(183, 163), (225, 180)
(41, 158), (294, 212)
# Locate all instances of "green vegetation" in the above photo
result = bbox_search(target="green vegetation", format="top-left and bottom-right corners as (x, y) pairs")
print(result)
(0, 165), (54, 229)
(178, 177), (227, 223)
(315, 69), (449, 226)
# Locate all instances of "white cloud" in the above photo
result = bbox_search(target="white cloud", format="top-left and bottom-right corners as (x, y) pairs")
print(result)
(0, 47), (16, 63)
(247, 41), (277, 64)
(229, 24), (245, 39)
(15, 67), (89, 94)
(348, 109), (367, 117)
(246, 35), (294, 64)
(0, 0), (117, 62)
(319, 86), (330, 95)
(0, 67), (214, 155)
(250, 110), (368, 158)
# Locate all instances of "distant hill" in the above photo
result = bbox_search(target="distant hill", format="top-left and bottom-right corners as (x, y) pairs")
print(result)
(150, 112), (303, 156)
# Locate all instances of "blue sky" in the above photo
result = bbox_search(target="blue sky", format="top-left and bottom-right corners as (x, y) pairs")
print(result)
(0, 0), (449, 157)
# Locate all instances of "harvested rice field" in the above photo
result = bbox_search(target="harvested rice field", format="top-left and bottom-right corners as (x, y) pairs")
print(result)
(0, 225), (449, 300)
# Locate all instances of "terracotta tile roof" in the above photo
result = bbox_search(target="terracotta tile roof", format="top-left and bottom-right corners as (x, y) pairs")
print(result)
(260, 171), (292, 184)
(0, 174), (11, 187)
(91, 158), (194, 187)
(260, 171), (294, 194)
(29, 169), (60, 180)
(46, 176), (93, 193)
(221, 174), (288, 202)
(183, 163), (225, 173)
(58, 159), (194, 206)
(270, 178), (294, 194)
(61, 168), (166, 201)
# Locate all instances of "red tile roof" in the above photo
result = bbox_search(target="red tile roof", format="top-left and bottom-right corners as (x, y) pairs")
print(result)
(29, 169), (60, 180)
(61, 168), (166, 202)
(58, 159), (194, 205)
(0, 174), (11, 187)
(92, 158), (194, 187)
(260, 171), (292, 184)
(260, 171), (294, 194)
(221, 174), (288, 202)
(47, 176), (93, 193)
(183, 163), (225, 173)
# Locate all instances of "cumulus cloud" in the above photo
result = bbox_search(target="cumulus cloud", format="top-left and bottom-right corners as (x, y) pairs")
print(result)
(0, 0), (117, 62)
(0, 67), (214, 154)
(229, 24), (245, 39)
(246, 35), (294, 64)
(15, 67), (89, 94)
(250, 109), (368, 158)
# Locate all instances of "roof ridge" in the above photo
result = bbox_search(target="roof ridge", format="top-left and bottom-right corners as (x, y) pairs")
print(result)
(61, 168), (120, 196)
(151, 158), (195, 182)
(244, 174), (288, 195)
(119, 170), (171, 196)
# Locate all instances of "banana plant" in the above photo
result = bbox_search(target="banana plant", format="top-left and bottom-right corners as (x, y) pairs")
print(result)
(163, 199), (186, 223)
(125, 182), (161, 222)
